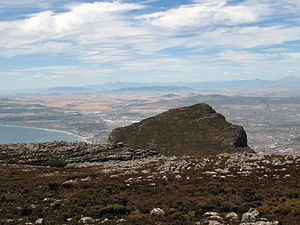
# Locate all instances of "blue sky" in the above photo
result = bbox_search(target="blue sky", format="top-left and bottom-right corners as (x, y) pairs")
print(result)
(0, 0), (300, 90)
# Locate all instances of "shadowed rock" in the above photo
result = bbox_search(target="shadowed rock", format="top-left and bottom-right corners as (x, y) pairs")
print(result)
(109, 103), (253, 156)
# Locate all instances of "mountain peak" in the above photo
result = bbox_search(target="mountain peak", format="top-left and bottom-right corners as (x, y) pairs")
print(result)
(109, 103), (253, 156)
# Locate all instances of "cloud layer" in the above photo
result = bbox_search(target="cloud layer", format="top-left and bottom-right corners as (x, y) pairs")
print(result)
(0, 0), (299, 88)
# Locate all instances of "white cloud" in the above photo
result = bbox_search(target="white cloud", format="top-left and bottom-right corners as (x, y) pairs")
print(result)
(17, 65), (78, 72)
(185, 26), (300, 49)
(280, 52), (300, 59)
(0, 0), (49, 9)
(0, 71), (21, 76)
(0, 2), (145, 57)
(217, 50), (274, 63)
(0, 0), (299, 83)
(138, 0), (270, 29)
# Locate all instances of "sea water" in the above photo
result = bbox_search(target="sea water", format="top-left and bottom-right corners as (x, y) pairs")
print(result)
(0, 125), (84, 144)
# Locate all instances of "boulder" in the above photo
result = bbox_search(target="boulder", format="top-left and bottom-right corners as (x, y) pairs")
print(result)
(150, 208), (165, 216)
(208, 221), (222, 225)
(35, 218), (43, 224)
(225, 212), (238, 221)
(79, 217), (95, 224)
(241, 208), (259, 222)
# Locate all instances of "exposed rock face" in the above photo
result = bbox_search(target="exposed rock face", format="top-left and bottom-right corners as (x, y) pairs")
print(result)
(0, 141), (158, 166)
(109, 103), (252, 156)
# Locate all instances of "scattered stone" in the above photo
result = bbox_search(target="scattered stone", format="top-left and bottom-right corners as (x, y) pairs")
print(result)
(204, 212), (220, 217)
(225, 212), (238, 221)
(241, 208), (259, 222)
(150, 208), (165, 216)
(101, 218), (109, 223)
(175, 174), (182, 179)
(79, 216), (95, 224)
(35, 218), (43, 224)
(63, 179), (77, 185)
(81, 176), (92, 181)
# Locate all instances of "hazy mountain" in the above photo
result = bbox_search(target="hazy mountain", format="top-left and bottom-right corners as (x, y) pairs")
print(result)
(1, 76), (300, 94)
(114, 86), (193, 93)
(88, 76), (300, 91)
(176, 76), (300, 90)
(47, 87), (93, 92)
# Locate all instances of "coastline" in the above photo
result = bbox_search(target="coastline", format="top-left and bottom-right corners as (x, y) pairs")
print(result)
(0, 124), (89, 143)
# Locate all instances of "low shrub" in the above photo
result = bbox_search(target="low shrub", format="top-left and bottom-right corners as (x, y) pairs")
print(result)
(48, 182), (60, 191)
(88, 204), (131, 219)
(275, 207), (292, 216)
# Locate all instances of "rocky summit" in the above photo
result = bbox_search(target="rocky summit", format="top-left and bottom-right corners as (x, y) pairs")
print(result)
(109, 103), (253, 156)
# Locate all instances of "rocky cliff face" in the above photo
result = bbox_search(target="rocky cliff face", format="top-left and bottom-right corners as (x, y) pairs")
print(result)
(109, 103), (252, 156)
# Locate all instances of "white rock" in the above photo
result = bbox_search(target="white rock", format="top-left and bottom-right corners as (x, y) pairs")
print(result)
(204, 171), (217, 175)
(141, 169), (150, 174)
(101, 218), (109, 223)
(209, 215), (224, 221)
(35, 218), (43, 224)
(226, 212), (238, 220)
(79, 216), (95, 224)
(63, 179), (77, 184)
(175, 175), (182, 179)
(110, 174), (119, 178)
(242, 208), (259, 222)
(81, 176), (92, 181)
(208, 220), (222, 225)
(150, 208), (165, 216)
(204, 211), (219, 217)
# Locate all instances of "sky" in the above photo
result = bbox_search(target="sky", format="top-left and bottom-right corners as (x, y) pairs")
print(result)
(0, 0), (300, 90)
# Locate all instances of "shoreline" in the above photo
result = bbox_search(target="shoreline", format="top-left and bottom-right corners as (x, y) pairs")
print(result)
(0, 124), (89, 143)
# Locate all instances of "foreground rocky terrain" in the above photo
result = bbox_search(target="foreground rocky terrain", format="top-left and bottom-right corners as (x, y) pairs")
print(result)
(109, 103), (252, 156)
(0, 141), (299, 224)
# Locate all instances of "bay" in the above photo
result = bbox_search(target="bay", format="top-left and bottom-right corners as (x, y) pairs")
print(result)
(0, 125), (85, 144)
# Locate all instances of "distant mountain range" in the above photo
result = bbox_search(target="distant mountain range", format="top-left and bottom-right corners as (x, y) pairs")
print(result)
(179, 76), (300, 90)
(83, 76), (300, 91)
(113, 86), (193, 93)
(1, 76), (300, 94)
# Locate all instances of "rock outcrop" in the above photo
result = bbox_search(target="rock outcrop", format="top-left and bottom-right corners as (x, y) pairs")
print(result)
(0, 141), (158, 166)
(109, 103), (253, 156)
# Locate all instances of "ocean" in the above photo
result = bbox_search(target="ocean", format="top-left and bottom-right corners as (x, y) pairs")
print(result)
(0, 125), (85, 144)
